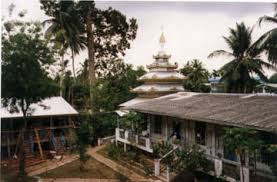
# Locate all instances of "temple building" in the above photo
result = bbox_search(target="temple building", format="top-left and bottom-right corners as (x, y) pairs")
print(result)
(120, 32), (185, 107)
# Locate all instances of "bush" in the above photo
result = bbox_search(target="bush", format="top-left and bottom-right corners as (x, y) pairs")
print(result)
(116, 172), (129, 182)
(106, 144), (123, 160)
(141, 159), (153, 176)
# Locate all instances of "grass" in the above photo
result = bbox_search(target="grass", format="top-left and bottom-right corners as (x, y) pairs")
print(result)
(39, 157), (119, 179)
(1, 170), (38, 182)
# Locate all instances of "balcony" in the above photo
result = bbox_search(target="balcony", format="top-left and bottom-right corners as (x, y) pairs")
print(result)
(115, 128), (153, 153)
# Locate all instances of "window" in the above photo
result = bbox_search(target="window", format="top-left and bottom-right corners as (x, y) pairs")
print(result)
(195, 122), (206, 145)
(153, 115), (162, 134)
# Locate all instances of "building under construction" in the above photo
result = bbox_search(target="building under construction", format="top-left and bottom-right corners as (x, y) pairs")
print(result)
(1, 97), (78, 169)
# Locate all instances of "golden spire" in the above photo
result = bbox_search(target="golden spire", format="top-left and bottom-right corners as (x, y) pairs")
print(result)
(159, 26), (166, 51)
(159, 32), (166, 44)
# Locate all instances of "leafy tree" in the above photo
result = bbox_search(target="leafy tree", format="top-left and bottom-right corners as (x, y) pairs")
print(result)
(180, 59), (210, 93)
(75, 114), (94, 171)
(91, 60), (146, 112)
(2, 19), (58, 178)
(208, 22), (276, 93)
(223, 127), (263, 182)
(174, 144), (209, 174)
(257, 4), (277, 64)
(269, 73), (277, 83)
(40, 0), (86, 80)
(153, 142), (208, 180)
(41, 1), (138, 111)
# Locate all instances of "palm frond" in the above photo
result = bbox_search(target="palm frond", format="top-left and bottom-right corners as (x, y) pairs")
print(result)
(208, 50), (233, 59)
(258, 16), (277, 26)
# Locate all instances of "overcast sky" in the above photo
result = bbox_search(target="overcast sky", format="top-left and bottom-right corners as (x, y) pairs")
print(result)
(1, 1), (276, 76)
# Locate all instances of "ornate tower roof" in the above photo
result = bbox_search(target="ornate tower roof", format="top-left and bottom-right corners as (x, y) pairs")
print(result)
(132, 31), (186, 98)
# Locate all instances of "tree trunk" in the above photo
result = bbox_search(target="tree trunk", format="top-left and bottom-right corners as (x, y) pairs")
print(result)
(71, 49), (76, 81)
(86, 6), (95, 112)
(18, 111), (28, 179)
(59, 54), (65, 97)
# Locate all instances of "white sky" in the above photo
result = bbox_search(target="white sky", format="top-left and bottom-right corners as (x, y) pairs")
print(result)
(1, 1), (276, 76)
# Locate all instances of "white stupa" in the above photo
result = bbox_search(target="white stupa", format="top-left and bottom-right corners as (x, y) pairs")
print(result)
(131, 32), (185, 98)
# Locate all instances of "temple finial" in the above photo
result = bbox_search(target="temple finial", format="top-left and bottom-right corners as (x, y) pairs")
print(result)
(159, 26), (166, 50)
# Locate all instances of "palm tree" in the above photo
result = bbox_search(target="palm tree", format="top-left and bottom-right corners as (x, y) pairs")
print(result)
(257, 4), (277, 64)
(42, 1), (85, 80)
(208, 22), (276, 93)
(181, 59), (210, 93)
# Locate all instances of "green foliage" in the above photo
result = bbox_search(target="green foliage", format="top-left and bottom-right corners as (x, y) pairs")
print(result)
(208, 22), (276, 93)
(92, 113), (118, 139)
(153, 142), (209, 175)
(40, 0), (138, 90)
(153, 141), (174, 159)
(119, 111), (142, 130)
(180, 59), (211, 93)
(92, 61), (146, 112)
(257, 5), (277, 64)
(224, 127), (263, 156)
(269, 73), (277, 83)
(115, 171), (129, 182)
(2, 17), (58, 177)
(174, 144), (209, 172)
(76, 114), (94, 171)
(141, 159), (154, 176)
(106, 144), (124, 160)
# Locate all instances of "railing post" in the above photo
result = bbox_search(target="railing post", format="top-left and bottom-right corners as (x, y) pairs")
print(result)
(146, 138), (150, 149)
(115, 128), (119, 139)
(135, 135), (139, 144)
(154, 159), (160, 176)
(166, 165), (170, 182)
(214, 159), (222, 177)
(97, 138), (101, 146)
(124, 130), (128, 140)
(240, 166), (250, 182)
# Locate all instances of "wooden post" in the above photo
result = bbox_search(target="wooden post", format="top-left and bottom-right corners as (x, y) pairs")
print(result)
(212, 125), (216, 156)
(7, 137), (11, 158)
(34, 128), (44, 158)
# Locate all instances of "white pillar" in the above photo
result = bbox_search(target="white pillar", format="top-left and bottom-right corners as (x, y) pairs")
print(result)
(240, 166), (250, 182)
(166, 165), (170, 182)
(154, 159), (160, 176)
(214, 159), (222, 177)
(97, 138), (101, 146)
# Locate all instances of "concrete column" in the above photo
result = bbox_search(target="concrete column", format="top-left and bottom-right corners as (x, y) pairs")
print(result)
(154, 159), (160, 176)
(124, 143), (127, 152)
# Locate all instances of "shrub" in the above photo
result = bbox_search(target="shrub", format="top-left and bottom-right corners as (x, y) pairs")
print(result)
(106, 144), (123, 160)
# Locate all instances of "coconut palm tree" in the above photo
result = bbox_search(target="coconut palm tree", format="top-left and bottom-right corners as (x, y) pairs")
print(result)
(257, 4), (277, 64)
(42, 0), (85, 80)
(208, 22), (276, 93)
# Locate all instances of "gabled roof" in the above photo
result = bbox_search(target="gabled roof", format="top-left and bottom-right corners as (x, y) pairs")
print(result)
(1, 97), (78, 119)
(126, 92), (277, 132)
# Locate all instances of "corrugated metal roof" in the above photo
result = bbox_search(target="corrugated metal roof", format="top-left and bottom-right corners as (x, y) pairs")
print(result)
(119, 98), (150, 107)
(1, 97), (78, 119)
(126, 92), (277, 132)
